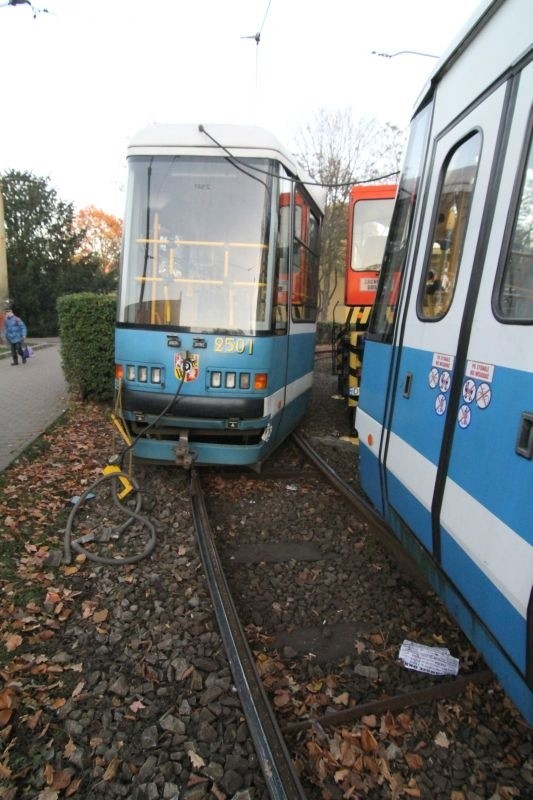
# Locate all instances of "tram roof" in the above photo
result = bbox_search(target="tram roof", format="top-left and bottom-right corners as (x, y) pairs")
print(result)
(128, 123), (326, 212)
(412, 0), (523, 115)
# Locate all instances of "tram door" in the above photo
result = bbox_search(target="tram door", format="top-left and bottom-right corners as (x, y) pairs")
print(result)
(382, 83), (509, 554)
(271, 185), (318, 437)
(437, 64), (532, 679)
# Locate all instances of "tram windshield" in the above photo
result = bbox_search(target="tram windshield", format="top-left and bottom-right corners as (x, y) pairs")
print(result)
(118, 156), (277, 333)
(350, 198), (395, 271)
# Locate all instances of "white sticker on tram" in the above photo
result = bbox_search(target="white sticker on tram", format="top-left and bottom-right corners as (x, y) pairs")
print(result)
(466, 360), (495, 383)
(432, 353), (455, 371)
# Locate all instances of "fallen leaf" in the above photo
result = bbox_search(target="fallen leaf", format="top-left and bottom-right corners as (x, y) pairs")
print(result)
(4, 633), (23, 652)
(129, 699), (146, 713)
(498, 787), (521, 800)
(0, 761), (12, 779)
(64, 739), (77, 758)
(93, 609), (109, 623)
(333, 692), (350, 706)
(37, 790), (59, 800)
(65, 778), (82, 797)
(211, 784), (225, 800)
(52, 770), (72, 790)
(273, 691), (291, 708)
(44, 763), (55, 785)
(0, 708), (14, 726)
(334, 768), (350, 783)
(72, 681), (85, 698)
(102, 757), (119, 781)
(434, 731), (450, 748)
(0, 689), (16, 710)
(360, 727), (379, 753)
(405, 752), (423, 770)
(90, 737), (103, 749)
(26, 709), (43, 730)
(188, 749), (205, 769)
(82, 601), (96, 619)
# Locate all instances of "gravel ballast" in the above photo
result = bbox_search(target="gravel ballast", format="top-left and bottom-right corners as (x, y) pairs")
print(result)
(0, 352), (530, 799)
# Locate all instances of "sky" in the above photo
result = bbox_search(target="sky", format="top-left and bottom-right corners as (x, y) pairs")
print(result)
(0, 0), (483, 218)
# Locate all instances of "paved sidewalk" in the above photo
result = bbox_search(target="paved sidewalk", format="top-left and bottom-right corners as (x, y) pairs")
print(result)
(0, 340), (69, 472)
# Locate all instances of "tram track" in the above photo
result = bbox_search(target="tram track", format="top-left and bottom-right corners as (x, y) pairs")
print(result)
(189, 467), (308, 800)
(190, 427), (494, 798)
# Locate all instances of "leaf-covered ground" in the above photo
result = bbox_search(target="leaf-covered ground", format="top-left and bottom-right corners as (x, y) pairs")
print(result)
(0, 401), (115, 798)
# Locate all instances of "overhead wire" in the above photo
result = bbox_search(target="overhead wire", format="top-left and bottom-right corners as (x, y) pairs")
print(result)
(198, 124), (399, 191)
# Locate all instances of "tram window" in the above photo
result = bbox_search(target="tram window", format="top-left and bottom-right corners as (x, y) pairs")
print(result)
(291, 187), (320, 323)
(351, 198), (393, 271)
(419, 132), (481, 320)
(495, 131), (533, 322)
(273, 178), (292, 332)
(369, 103), (431, 342)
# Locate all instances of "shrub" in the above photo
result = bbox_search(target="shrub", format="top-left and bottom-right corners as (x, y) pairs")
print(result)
(57, 293), (116, 401)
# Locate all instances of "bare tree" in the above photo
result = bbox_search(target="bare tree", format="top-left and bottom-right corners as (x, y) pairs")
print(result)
(293, 108), (406, 320)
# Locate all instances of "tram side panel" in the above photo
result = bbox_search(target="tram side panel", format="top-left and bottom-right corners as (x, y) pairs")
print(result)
(357, 0), (533, 724)
(439, 61), (533, 691)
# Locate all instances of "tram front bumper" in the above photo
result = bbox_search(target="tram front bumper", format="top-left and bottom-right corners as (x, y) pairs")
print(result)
(121, 386), (265, 420)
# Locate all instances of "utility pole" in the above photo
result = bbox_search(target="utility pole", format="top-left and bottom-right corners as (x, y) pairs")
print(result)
(0, 181), (9, 307)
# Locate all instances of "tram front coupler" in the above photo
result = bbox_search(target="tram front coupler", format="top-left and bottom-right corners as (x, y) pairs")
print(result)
(173, 429), (197, 469)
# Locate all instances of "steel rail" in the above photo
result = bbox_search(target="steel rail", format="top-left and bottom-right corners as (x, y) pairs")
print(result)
(291, 430), (425, 586)
(283, 669), (493, 734)
(189, 468), (308, 800)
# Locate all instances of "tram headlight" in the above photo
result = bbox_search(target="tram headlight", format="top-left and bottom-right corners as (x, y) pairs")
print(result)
(126, 365), (136, 381)
(138, 366), (148, 383)
(239, 373), (250, 389)
(225, 372), (236, 389)
(210, 371), (222, 388)
(151, 367), (162, 384)
(254, 373), (268, 390)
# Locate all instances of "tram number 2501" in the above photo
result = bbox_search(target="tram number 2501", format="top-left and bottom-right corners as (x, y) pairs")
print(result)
(214, 337), (253, 355)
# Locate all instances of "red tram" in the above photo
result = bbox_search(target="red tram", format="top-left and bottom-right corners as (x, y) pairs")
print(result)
(335, 183), (396, 423)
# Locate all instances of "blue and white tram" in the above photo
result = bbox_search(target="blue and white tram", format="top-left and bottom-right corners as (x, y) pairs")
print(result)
(356, 0), (533, 723)
(115, 124), (324, 468)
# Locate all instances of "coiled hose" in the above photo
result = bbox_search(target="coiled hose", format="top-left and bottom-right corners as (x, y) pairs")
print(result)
(63, 470), (156, 566)
(63, 372), (187, 566)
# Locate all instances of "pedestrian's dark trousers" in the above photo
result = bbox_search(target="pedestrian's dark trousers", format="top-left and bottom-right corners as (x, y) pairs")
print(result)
(10, 341), (24, 364)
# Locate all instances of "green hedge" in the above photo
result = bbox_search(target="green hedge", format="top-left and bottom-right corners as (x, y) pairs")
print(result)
(57, 293), (116, 401)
